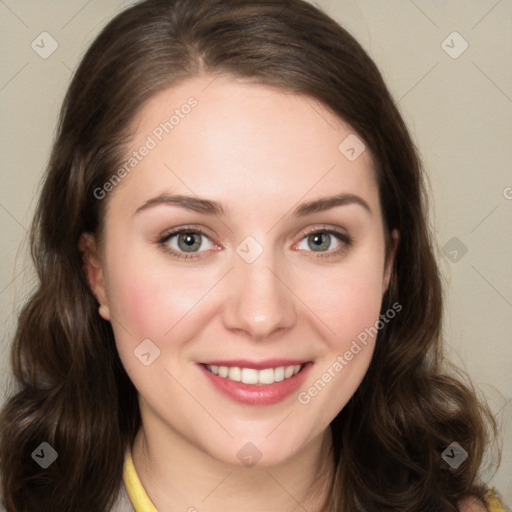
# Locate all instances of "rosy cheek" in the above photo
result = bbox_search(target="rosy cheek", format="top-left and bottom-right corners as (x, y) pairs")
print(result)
(326, 272), (381, 349)
(109, 264), (200, 343)
(107, 262), (160, 339)
(126, 284), (155, 336)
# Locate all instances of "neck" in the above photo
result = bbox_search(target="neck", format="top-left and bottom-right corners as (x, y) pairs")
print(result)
(131, 405), (335, 512)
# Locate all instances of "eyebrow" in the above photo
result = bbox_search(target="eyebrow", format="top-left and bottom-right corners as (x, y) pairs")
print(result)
(133, 192), (372, 217)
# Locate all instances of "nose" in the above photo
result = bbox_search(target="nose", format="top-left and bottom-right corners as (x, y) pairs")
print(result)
(221, 245), (297, 341)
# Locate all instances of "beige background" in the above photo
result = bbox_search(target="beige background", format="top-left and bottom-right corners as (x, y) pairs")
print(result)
(1, 0), (511, 502)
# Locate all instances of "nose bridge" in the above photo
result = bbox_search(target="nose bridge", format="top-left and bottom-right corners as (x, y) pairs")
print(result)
(222, 235), (297, 339)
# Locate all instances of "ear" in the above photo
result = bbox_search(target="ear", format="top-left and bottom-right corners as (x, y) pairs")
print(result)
(383, 229), (399, 294)
(78, 232), (111, 321)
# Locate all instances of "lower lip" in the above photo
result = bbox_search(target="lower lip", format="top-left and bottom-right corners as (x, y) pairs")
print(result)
(199, 363), (313, 405)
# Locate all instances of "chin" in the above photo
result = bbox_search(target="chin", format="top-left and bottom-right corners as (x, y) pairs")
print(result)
(199, 430), (315, 469)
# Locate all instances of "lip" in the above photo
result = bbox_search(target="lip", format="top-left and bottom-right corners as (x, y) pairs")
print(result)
(198, 361), (313, 406)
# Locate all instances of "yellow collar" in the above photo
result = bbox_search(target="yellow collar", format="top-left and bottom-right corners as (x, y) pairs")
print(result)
(123, 451), (158, 512)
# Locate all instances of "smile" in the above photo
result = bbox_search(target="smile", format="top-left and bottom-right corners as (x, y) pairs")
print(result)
(205, 364), (303, 385)
(199, 360), (313, 405)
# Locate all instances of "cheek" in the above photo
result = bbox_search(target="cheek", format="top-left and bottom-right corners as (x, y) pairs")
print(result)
(294, 270), (385, 429)
(104, 262), (192, 390)
(106, 266), (163, 338)
(105, 251), (208, 340)
(335, 273), (383, 332)
(306, 252), (386, 347)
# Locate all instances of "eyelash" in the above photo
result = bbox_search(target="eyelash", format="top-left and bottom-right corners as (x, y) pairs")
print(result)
(156, 225), (353, 261)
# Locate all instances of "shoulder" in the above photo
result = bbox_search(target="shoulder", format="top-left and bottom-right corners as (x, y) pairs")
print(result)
(458, 489), (510, 512)
(458, 496), (489, 512)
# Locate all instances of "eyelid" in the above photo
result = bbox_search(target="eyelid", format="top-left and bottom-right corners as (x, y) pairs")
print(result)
(298, 224), (351, 241)
(157, 225), (214, 244)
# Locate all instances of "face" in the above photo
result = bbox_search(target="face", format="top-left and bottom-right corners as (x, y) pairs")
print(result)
(82, 74), (398, 467)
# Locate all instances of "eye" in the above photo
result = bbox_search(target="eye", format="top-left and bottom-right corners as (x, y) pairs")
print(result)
(156, 225), (352, 261)
(158, 227), (215, 260)
(295, 227), (352, 257)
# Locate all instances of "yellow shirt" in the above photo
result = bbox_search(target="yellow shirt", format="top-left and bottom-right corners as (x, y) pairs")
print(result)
(123, 451), (509, 512)
(485, 489), (510, 512)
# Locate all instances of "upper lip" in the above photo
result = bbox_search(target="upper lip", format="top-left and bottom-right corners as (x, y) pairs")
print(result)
(199, 359), (311, 370)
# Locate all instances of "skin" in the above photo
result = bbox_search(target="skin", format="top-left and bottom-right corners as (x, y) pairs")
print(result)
(459, 498), (489, 512)
(81, 74), (400, 511)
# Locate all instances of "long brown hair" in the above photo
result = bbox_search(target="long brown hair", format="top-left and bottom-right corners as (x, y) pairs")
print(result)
(0, 0), (499, 510)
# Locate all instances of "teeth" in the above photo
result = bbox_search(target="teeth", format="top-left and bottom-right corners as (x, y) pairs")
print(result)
(228, 366), (241, 382)
(258, 368), (274, 384)
(206, 364), (304, 385)
(274, 366), (285, 382)
(241, 368), (258, 384)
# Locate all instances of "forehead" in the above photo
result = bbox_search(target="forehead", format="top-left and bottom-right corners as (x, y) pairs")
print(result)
(106, 74), (379, 219)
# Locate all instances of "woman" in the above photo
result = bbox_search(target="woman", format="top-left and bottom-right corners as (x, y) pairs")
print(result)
(0, 0), (507, 511)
